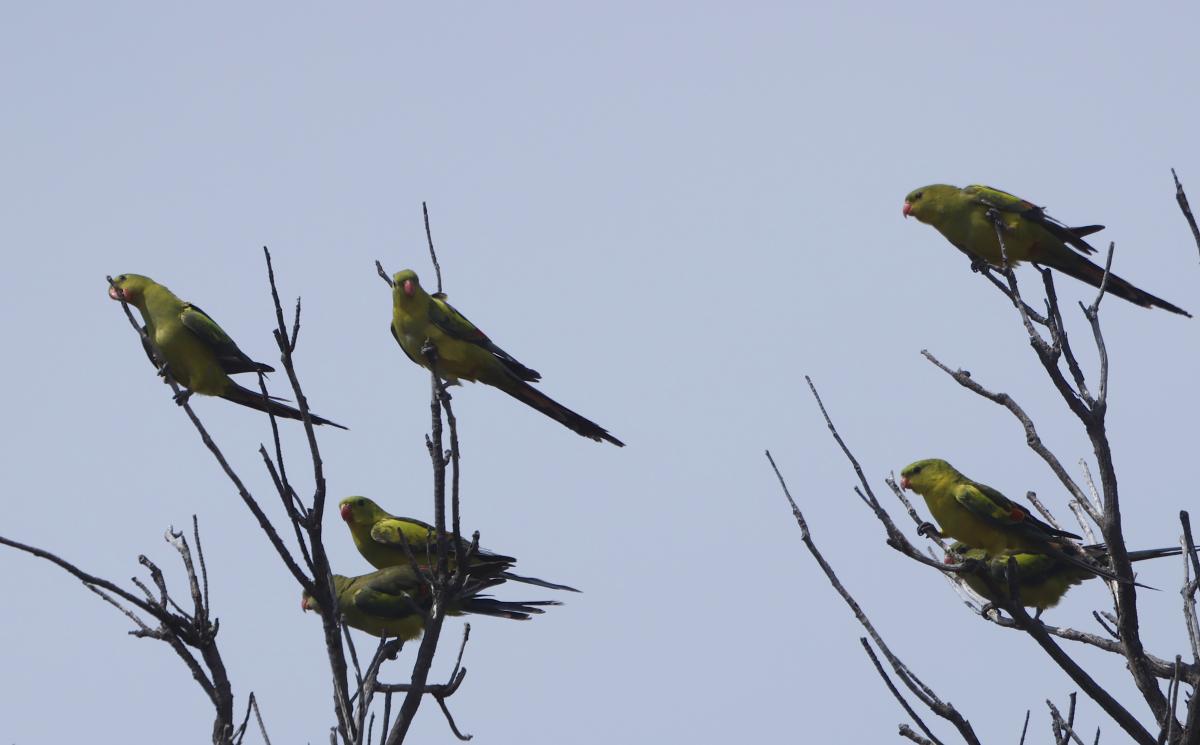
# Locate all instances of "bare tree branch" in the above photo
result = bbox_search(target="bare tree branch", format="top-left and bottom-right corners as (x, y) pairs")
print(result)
(1172, 169), (1200, 260)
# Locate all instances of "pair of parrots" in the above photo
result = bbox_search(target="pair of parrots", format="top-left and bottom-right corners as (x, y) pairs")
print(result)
(300, 496), (577, 640)
(107, 270), (623, 443)
(901, 459), (1182, 614)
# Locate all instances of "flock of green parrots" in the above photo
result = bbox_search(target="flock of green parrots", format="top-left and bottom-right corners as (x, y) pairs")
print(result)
(107, 182), (1188, 638)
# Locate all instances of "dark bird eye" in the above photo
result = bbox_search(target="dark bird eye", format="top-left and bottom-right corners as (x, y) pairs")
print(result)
(913, 192), (923, 201)
(911, 466), (922, 475)
(117, 274), (126, 281)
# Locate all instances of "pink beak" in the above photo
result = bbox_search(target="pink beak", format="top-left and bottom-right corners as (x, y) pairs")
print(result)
(108, 286), (122, 300)
(902, 202), (912, 218)
(403, 279), (415, 298)
(339, 504), (352, 522)
(900, 476), (911, 490)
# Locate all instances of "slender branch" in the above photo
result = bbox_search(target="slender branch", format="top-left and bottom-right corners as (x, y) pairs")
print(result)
(1172, 169), (1200, 259)
(860, 638), (945, 745)
(767, 449), (981, 745)
(423, 202), (442, 295)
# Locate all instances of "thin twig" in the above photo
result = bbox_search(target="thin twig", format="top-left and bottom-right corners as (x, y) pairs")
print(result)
(1172, 169), (1200, 260)
(423, 202), (442, 294)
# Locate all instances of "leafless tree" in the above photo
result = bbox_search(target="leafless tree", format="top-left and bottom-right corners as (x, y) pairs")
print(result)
(769, 172), (1200, 744)
(0, 207), (493, 744)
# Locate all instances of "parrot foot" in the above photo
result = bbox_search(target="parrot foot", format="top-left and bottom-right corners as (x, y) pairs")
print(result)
(969, 258), (989, 274)
(173, 389), (194, 406)
(958, 557), (987, 575)
(979, 602), (1002, 619)
(917, 522), (943, 540)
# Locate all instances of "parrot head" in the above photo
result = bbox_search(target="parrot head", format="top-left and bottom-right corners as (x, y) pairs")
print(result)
(108, 273), (156, 305)
(301, 589), (320, 613)
(392, 269), (422, 301)
(944, 541), (985, 564)
(339, 496), (386, 526)
(301, 575), (352, 613)
(902, 184), (957, 224)
(899, 458), (960, 495)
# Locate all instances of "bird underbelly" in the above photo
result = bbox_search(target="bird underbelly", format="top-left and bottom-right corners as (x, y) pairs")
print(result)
(356, 615), (425, 640)
(156, 333), (228, 395)
(929, 501), (1010, 554)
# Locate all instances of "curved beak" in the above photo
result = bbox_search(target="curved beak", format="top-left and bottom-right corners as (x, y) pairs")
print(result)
(899, 476), (911, 490)
(339, 503), (353, 522)
(108, 285), (123, 301)
(403, 279), (415, 298)
(902, 202), (913, 218)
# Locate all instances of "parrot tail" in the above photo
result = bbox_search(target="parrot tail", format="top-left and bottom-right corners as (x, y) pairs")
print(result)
(458, 596), (563, 620)
(221, 383), (348, 429)
(1047, 543), (1143, 587)
(1128, 546), (1186, 562)
(500, 379), (624, 446)
(1040, 253), (1191, 316)
(499, 570), (581, 593)
(1087, 544), (1186, 563)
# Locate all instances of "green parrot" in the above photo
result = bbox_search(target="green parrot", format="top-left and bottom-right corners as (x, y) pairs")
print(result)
(899, 459), (1125, 583)
(946, 541), (1182, 612)
(339, 496), (579, 592)
(301, 565), (561, 640)
(903, 184), (1190, 316)
(108, 274), (346, 428)
(389, 269), (623, 446)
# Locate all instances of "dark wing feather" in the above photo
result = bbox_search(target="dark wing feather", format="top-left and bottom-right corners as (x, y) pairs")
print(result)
(965, 184), (1099, 256)
(180, 304), (274, 375)
(428, 298), (541, 382)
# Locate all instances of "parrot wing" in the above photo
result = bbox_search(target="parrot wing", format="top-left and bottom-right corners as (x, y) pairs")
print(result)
(953, 482), (1082, 540)
(964, 184), (1099, 256)
(351, 584), (422, 619)
(427, 297), (541, 382)
(180, 304), (274, 375)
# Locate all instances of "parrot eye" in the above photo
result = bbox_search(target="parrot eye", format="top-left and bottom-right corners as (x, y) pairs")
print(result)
(117, 274), (126, 282)
(912, 191), (923, 201)
(910, 466), (923, 476)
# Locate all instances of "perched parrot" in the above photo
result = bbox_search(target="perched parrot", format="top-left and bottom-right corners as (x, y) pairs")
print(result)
(301, 565), (561, 640)
(339, 496), (579, 592)
(108, 274), (346, 428)
(899, 459), (1125, 583)
(902, 184), (1190, 316)
(946, 541), (1182, 613)
(389, 269), (623, 446)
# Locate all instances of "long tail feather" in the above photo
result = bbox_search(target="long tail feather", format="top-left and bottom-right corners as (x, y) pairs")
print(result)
(499, 571), (581, 593)
(500, 379), (624, 446)
(1040, 254), (1191, 316)
(221, 383), (348, 429)
(1128, 546), (1186, 562)
(460, 597), (563, 620)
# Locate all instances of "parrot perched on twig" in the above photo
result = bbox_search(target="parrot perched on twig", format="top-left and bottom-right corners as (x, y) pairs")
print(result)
(108, 274), (346, 428)
(301, 565), (561, 640)
(946, 541), (1182, 612)
(902, 184), (1189, 316)
(389, 269), (623, 445)
(900, 459), (1126, 584)
(339, 496), (579, 592)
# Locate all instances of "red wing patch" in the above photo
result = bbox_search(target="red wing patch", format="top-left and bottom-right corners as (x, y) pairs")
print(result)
(1009, 507), (1027, 522)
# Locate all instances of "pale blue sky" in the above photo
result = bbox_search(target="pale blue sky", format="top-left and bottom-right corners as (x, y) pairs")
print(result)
(3, 3), (1200, 742)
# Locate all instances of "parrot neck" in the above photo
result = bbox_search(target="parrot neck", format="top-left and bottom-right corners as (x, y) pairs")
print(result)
(923, 468), (964, 497)
(139, 284), (183, 322)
